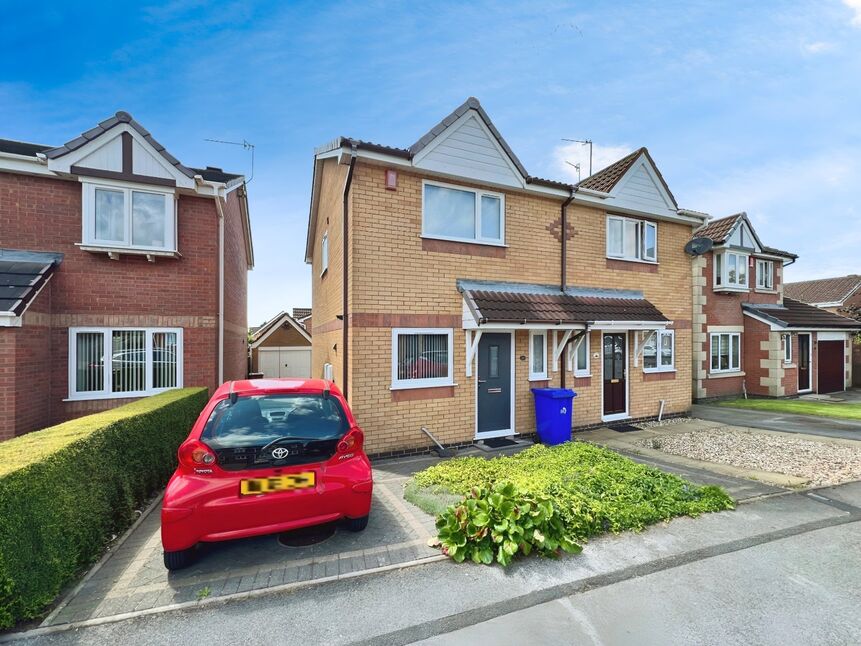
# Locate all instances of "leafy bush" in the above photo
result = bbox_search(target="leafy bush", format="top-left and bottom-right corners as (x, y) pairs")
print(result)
(434, 481), (582, 566)
(413, 442), (734, 560)
(0, 388), (208, 628)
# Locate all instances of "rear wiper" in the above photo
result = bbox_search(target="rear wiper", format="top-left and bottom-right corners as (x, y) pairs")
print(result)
(259, 436), (333, 453)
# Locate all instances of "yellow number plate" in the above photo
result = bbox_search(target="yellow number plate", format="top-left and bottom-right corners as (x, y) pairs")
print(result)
(240, 472), (316, 496)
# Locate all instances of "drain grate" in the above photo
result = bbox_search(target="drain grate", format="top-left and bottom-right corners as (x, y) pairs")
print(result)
(277, 523), (336, 548)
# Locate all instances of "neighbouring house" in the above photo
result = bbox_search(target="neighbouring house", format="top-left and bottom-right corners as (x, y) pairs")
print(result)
(306, 97), (711, 456)
(292, 306), (312, 331)
(248, 310), (312, 378)
(784, 275), (861, 386)
(691, 214), (858, 399)
(0, 111), (253, 440)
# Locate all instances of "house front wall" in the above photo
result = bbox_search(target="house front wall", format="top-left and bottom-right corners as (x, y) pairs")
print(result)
(0, 171), (229, 432)
(339, 162), (694, 455)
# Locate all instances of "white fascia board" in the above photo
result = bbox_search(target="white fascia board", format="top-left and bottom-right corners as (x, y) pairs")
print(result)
(465, 321), (587, 331)
(0, 312), (23, 327)
(47, 124), (196, 190)
(590, 321), (671, 330)
(0, 152), (56, 177)
(807, 301), (845, 308)
(572, 191), (701, 224)
(305, 157), (326, 263)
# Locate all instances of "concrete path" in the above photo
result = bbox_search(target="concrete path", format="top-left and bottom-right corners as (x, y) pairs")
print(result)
(12, 483), (861, 645)
(693, 403), (861, 440)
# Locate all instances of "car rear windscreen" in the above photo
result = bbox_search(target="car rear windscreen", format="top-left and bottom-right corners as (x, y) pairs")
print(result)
(201, 394), (349, 469)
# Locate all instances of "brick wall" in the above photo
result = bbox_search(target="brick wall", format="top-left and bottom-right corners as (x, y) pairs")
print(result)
(0, 171), (230, 433)
(311, 161), (697, 453)
(222, 188), (250, 381)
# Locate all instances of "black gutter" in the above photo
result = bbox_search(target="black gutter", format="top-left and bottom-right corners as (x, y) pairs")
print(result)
(342, 146), (357, 400)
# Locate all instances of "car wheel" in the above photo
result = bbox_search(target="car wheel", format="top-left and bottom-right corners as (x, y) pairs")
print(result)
(345, 515), (369, 532)
(163, 547), (195, 570)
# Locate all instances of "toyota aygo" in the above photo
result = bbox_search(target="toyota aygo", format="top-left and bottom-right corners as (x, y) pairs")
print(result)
(161, 378), (372, 570)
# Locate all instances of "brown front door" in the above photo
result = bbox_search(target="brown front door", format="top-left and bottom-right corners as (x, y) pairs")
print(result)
(603, 333), (626, 416)
(817, 340), (845, 394)
(798, 333), (811, 392)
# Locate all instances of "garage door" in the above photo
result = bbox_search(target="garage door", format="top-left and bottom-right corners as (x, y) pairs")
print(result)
(258, 347), (312, 378)
(817, 341), (845, 394)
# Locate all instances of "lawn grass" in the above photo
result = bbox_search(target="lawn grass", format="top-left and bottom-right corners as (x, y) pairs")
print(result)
(405, 442), (734, 543)
(715, 397), (861, 421)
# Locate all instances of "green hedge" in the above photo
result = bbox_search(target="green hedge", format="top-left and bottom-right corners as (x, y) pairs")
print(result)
(0, 387), (208, 628)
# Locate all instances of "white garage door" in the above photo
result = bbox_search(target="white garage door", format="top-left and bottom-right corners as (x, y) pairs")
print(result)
(258, 347), (312, 378)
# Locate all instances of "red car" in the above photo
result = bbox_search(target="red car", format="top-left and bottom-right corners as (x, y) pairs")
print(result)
(161, 378), (373, 570)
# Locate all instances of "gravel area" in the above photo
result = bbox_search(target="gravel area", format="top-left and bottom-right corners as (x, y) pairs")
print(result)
(635, 417), (691, 429)
(639, 428), (861, 487)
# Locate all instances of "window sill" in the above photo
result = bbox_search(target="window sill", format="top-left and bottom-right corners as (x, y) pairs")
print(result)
(784, 362), (796, 368)
(78, 244), (181, 260)
(64, 389), (175, 402)
(572, 372), (591, 379)
(713, 287), (749, 294)
(707, 371), (745, 379)
(643, 368), (676, 374)
(755, 288), (777, 294)
(420, 235), (507, 249)
(529, 375), (549, 382)
(605, 256), (658, 266)
(390, 381), (456, 391)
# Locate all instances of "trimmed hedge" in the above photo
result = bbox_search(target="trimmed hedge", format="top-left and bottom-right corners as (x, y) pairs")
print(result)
(0, 387), (208, 628)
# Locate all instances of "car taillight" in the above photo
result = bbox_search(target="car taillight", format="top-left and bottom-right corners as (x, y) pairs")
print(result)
(178, 439), (217, 468)
(337, 427), (363, 453)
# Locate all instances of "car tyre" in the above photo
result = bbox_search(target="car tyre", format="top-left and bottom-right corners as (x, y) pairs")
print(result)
(345, 515), (369, 532)
(163, 547), (195, 571)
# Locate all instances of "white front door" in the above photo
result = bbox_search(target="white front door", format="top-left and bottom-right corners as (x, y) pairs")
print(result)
(259, 347), (311, 378)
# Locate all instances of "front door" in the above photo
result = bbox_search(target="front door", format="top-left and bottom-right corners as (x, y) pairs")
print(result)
(603, 333), (627, 416)
(798, 333), (811, 392)
(477, 333), (512, 435)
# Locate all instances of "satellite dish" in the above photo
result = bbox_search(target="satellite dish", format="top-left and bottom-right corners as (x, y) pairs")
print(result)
(684, 237), (714, 256)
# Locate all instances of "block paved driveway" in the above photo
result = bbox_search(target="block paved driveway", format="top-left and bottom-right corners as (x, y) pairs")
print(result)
(43, 457), (441, 627)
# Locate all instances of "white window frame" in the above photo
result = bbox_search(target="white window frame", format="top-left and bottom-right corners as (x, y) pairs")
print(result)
(320, 232), (329, 276)
(710, 332), (741, 373)
(643, 329), (675, 373)
(756, 259), (774, 290)
(81, 180), (177, 252)
(390, 327), (454, 390)
(566, 333), (590, 377)
(529, 330), (548, 381)
(714, 251), (749, 290)
(606, 215), (658, 263)
(421, 179), (505, 246)
(67, 327), (184, 401)
(782, 333), (792, 364)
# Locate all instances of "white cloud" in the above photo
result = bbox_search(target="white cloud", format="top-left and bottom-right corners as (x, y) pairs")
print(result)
(802, 41), (836, 54)
(553, 142), (633, 183)
(844, 0), (861, 26)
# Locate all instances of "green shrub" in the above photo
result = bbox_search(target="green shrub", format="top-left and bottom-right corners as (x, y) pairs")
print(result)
(434, 481), (582, 566)
(0, 388), (208, 628)
(412, 442), (735, 556)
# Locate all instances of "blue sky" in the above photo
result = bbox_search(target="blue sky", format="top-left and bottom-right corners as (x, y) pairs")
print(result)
(3, 0), (861, 325)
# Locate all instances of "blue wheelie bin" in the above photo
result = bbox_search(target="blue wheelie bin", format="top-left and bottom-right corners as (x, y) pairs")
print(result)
(531, 388), (576, 445)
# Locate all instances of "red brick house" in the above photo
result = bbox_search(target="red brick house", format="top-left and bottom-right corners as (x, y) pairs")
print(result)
(0, 111), (253, 440)
(691, 213), (857, 399)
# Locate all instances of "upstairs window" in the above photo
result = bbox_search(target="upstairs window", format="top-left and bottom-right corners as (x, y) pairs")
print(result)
(643, 330), (675, 372)
(714, 251), (748, 289)
(756, 259), (774, 290)
(422, 181), (504, 245)
(82, 182), (176, 252)
(606, 215), (657, 262)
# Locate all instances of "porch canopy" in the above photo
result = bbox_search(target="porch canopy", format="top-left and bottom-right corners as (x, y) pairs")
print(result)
(0, 249), (63, 327)
(457, 279), (671, 374)
(742, 298), (861, 331)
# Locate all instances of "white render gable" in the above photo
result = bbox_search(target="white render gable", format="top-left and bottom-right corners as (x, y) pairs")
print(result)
(412, 111), (525, 189)
(605, 154), (677, 219)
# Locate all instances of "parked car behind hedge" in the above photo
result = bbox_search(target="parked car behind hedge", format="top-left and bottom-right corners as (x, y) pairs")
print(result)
(0, 387), (209, 629)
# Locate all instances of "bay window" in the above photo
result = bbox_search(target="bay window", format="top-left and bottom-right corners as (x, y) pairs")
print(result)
(714, 251), (748, 289)
(710, 332), (741, 373)
(643, 330), (675, 372)
(422, 181), (504, 245)
(529, 330), (548, 380)
(606, 215), (657, 262)
(82, 182), (176, 252)
(756, 259), (774, 290)
(391, 328), (454, 389)
(69, 327), (183, 400)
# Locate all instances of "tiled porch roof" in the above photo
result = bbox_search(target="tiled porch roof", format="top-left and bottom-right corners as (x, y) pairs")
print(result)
(0, 249), (63, 317)
(742, 298), (860, 329)
(458, 280), (669, 325)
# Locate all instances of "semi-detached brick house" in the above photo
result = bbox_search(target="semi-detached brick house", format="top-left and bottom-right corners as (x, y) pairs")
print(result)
(0, 112), (253, 440)
(305, 97), (712, 456)
(690, 214), (858, 399)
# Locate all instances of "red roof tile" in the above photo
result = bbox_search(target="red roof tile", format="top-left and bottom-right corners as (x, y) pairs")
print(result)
(784, 275), (861, 305)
